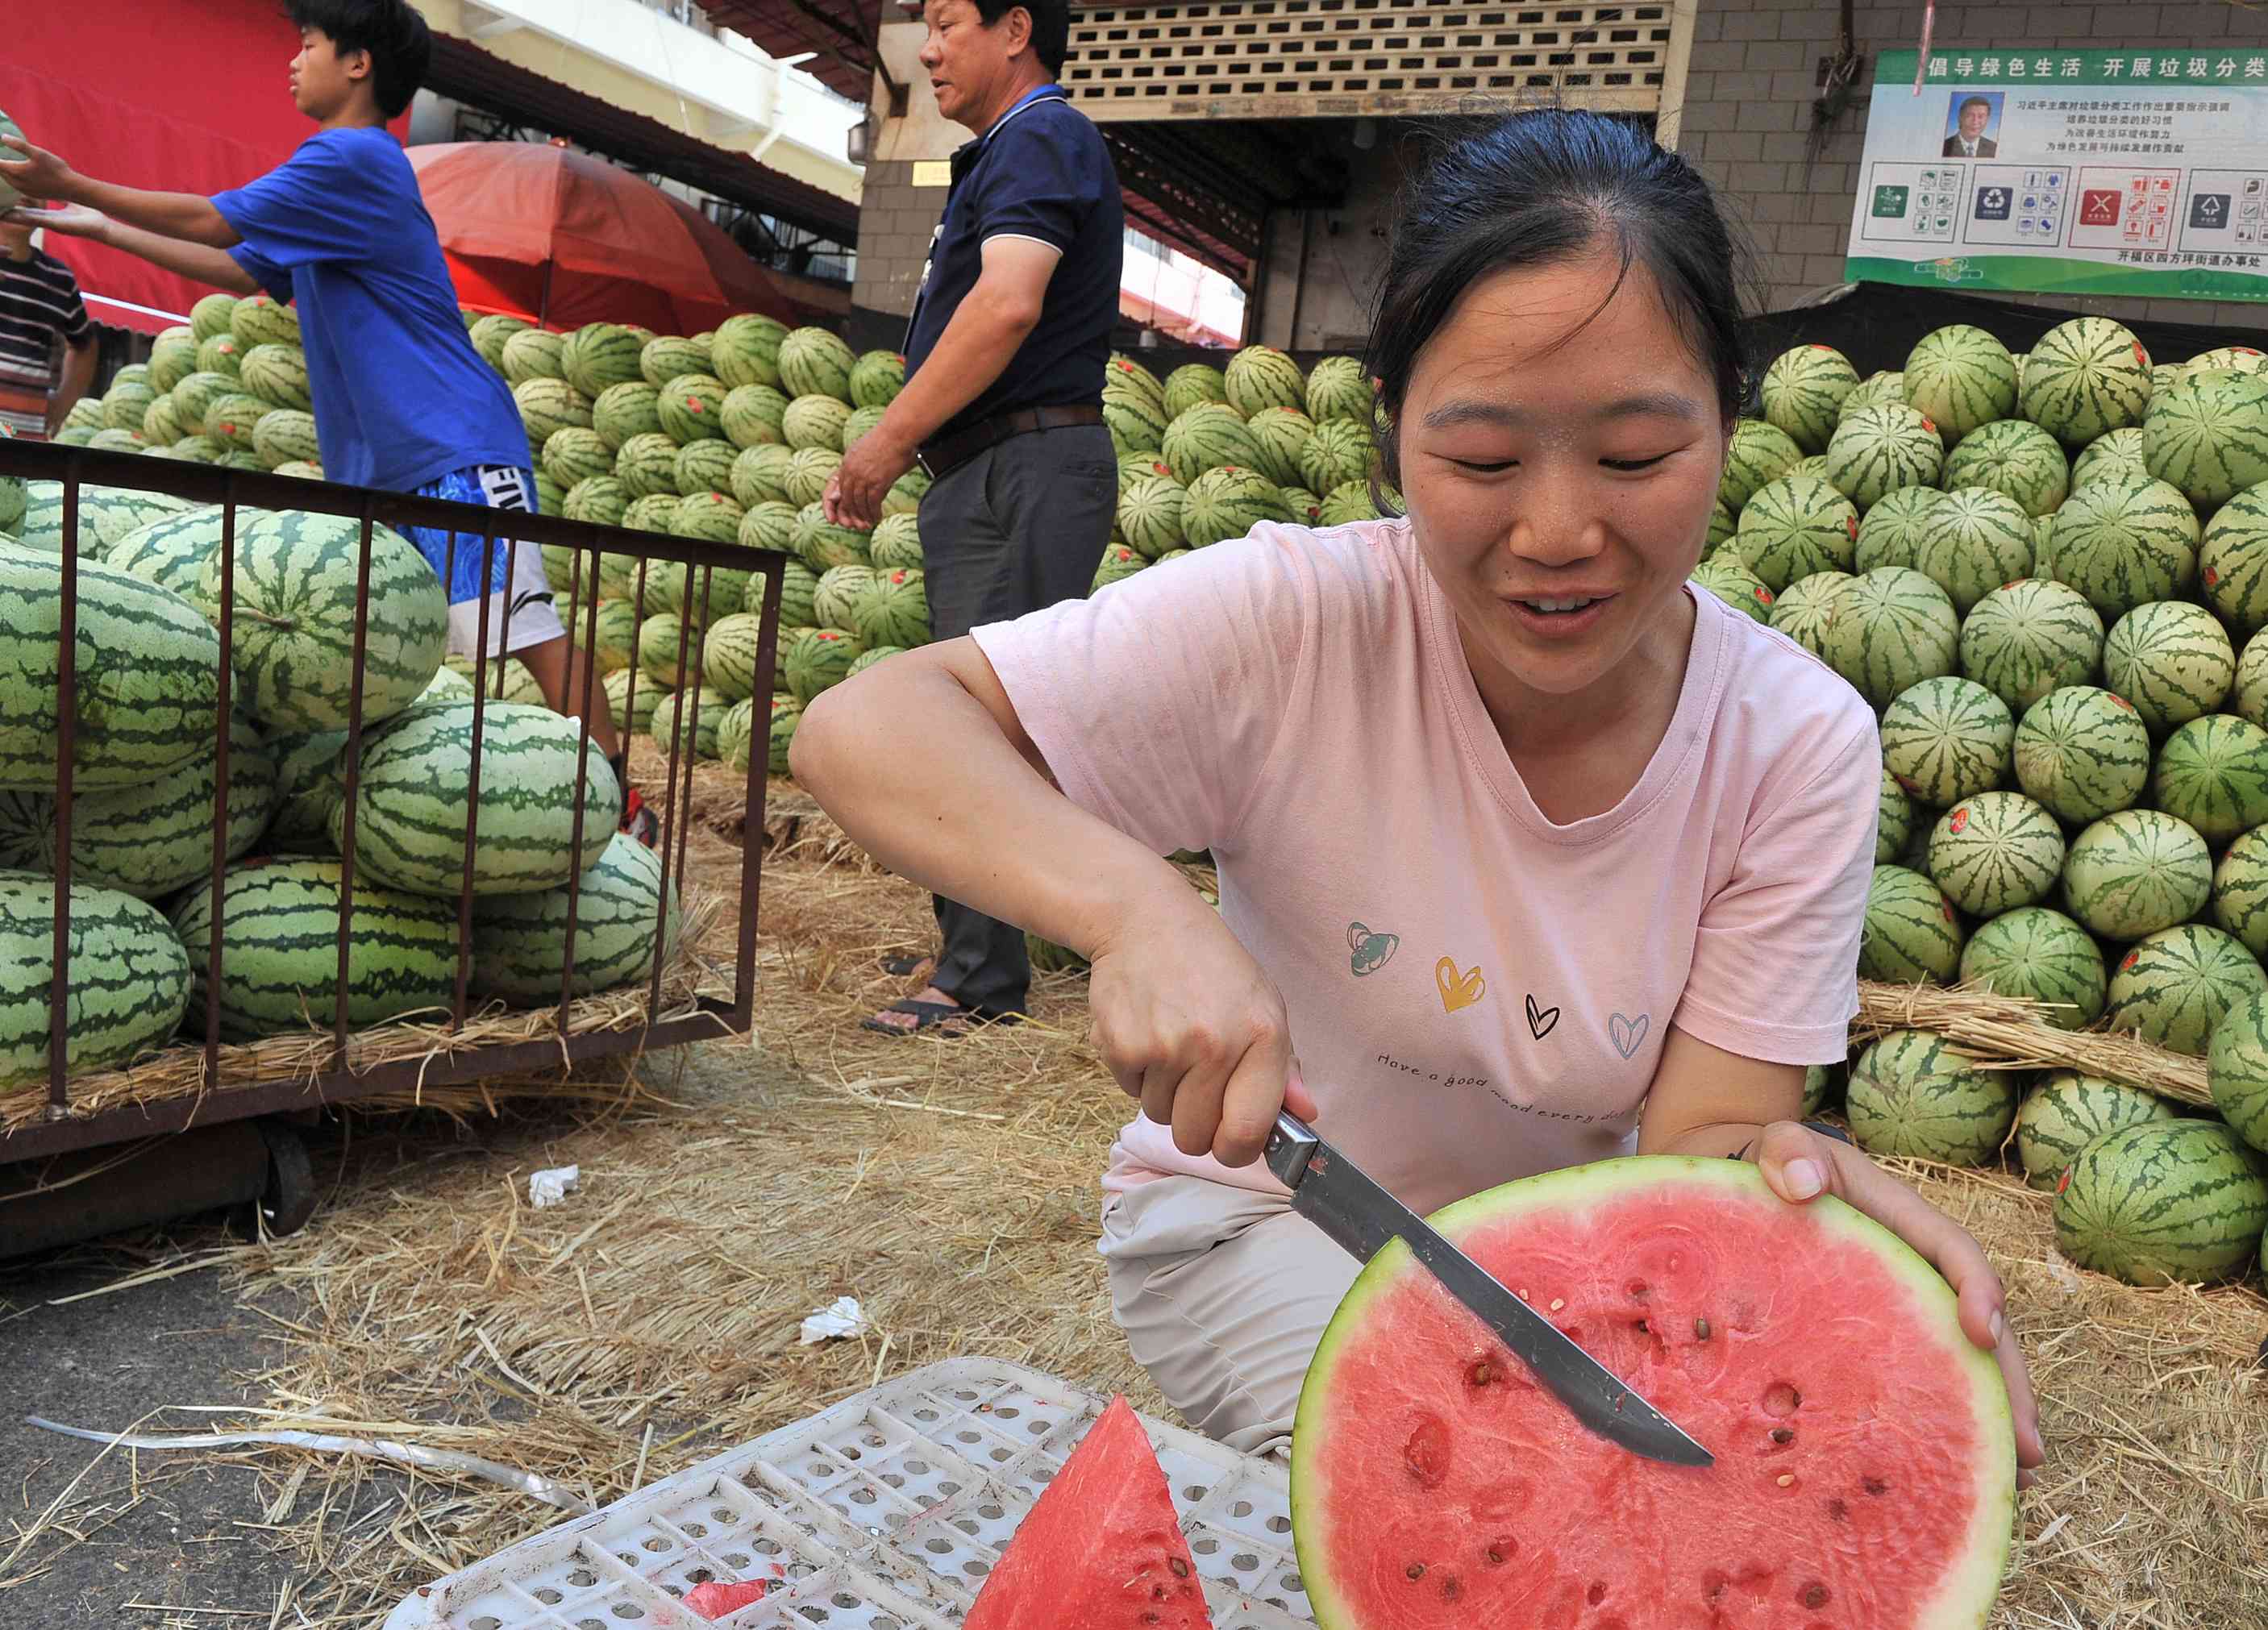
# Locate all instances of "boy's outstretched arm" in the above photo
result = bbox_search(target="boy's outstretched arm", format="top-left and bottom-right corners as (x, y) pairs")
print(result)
(6, 204), (259, 297)
(0, 139), (240, 249)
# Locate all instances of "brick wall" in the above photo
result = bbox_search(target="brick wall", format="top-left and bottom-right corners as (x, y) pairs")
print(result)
(1679, 0), (2268, 327)
(847, 160), (946, 347)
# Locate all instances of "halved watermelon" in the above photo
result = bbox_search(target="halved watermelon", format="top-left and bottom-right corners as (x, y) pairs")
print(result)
(964, 1395), (1213, 1629)
(1291, 1157), (2014, 1629)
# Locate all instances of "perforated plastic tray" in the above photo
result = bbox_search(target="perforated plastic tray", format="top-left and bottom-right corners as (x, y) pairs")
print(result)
(383, 1358), (1314, 1630)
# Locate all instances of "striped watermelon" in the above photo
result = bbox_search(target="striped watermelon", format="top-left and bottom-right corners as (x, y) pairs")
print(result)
(1117, 475), (1186, 560)
(1224, 345), (1307, 418)
(604, 667), (664, 736)
(721, 384), (791, 449)
(2101, 601), (2233, 737)
(1903, 326), (2017, 442)
(1940, 419), (2068, 518)
(784, 627), (863, 703)
(239, 343), (312, 413)
(854, 568), (930, 649)
(15, 481), (198, 556)
(1912, 487), (2034, 613)
(795, 502), (871, 571)
(2215, 825), (2268, 959)
(2143, 369), (2268, 510)
(641, 335), (713, 390)
(1704, 493), (1735, 557)
(0, 875), (191, 1083)
(105, 504), (260, 599)
(1118, 451), (1176, 493)
(1960, 908), (2106, 1033)
(563, 476), (630, 529)
(2187, 347), (2268, 378)
(231, 295), (299, 351)
(169, 370), (235, 437)
(564, 323), (647, 399)
(1731, 472), (1856, 591)
(142, 395), (185, 448)
(148, 327), (200, 393)
(444, 653), (548, 707)
(1927, 790), (2064, 917)
(674, 439), (739, 501)
(2020, 317), (2153, 445)
(1860, 865), (1966, 984)
(1303, 356), (1371, 425)
(1877, 763), (1917, 864)
(1163, 364), (1230, 420)
(1101, 387), (1168, 458)
(1318, 481), (1383, 525)
(711, 314), (789, 391)
(543, 426), (614, 490)
(1163, 404), (1265, 487)
(668, 489), (746, 547)
(2237, 626), (2268, 733)
(883, 467), (930, 518)
(2045, 473), (2199, 619)
(777, 327), (856, 401)
(1840, 369), (1905, 424)
(2053, 1119), (2268, 1286)
(28, 713), (274, 900)
(514, 378), (593, 449)
(781, 393), (851, 452)
(2151, 715), (2268, 846)
(2016, 1073), (2171, 1187)
(1760, 343), (1860, 453)
(197, 337), (243, 380)
(869, 514), (922, 571)
(730, 445), (797, 509)
(572, 597), (640, 675)
(2104, 923), (2268, 1056)
(1298, 418), (1371, 497)
(202, 510), (447, 733)
(658, 374), (730, 444)
(2061, 809), (2212, 940)
(717, 695), (756, 772)
(1688, 555), (1773, 622)
(501, 328), (568, 388)
(784, 447), (843, 509)
(1958, 579), (2102, 712)
(1242, 406), (1314, 489)
(1183, 467), (1287, 547)
(702, 613), (769, 701)
(813, 563), (879, 631)
(1764, 568), (1850, 660)
(593, 382), (664, 451)
(1821, 566), (1959, 709)
(2199, 479), (2268, 634)
(1718, 419), (1803, 512)
(2070, 427), (2149, 493)
(2208, 990), (2268, 1154)
(1826, 403), (1945, 508)
(616, 433), (683, 500)
(850, 350), (906, 410)
(169, 858), (459, 1038)
(252, 409), (319, 470)
(1881, 676), (2013, 806)
(263, 727), (347, 852)
(473, 830), (680, 1003)
(336, 701), (621, 896)
(187, 293), (238, 345)
(651, 684), (729, 760)
(763, 691), (801, 775)
(1852, 484), (1948, 574)
(0, 543), (223, 792)
(1846, 1029), (2018, 1165)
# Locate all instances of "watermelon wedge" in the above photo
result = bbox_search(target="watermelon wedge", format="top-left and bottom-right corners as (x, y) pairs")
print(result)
(1291, 1157), (2014, 1628)
(963, 1395), (1213, 1630)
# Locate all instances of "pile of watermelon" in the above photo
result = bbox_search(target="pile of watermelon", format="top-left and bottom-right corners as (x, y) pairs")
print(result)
(52, 292), (325, 478)
(460, 311), (931, 781)
(1696, 322), (2268, 1291)
(0, 480), (679, 1085)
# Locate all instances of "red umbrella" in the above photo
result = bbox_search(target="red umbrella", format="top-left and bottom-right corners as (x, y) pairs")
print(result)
(406, 140), (831, 333)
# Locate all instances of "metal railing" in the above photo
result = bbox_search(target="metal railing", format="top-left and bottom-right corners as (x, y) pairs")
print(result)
(0, 439), (780, 1166)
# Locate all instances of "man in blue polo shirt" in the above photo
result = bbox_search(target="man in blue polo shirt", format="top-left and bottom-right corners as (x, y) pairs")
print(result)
(824, 0), (1122, 1039)
(2, 0), (653, 844)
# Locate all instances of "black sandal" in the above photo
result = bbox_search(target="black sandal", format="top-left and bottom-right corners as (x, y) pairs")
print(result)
(860, 999), (1023, 1037)
(879, 953), (934, 978)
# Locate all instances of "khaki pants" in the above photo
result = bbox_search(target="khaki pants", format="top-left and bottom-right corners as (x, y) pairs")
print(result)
(1098, 1175), (1363, 1460)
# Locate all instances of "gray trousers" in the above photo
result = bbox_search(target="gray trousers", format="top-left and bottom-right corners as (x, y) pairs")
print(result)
(917, 421), (1116, 1016)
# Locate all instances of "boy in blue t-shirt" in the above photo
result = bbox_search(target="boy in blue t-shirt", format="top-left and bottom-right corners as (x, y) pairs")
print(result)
(1, 0), (655, 845)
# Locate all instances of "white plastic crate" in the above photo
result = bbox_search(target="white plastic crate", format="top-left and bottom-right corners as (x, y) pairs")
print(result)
(384, 1358), (1315, 1630)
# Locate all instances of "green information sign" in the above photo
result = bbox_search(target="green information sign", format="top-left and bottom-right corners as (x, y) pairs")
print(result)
(1844, 48), (2268, 301)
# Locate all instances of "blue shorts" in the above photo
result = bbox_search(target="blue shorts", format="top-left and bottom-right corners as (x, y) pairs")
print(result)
(402, 463), (562, 659)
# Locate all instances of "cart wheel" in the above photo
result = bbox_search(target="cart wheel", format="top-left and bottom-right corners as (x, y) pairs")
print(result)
(253, 1119), (318, 1237)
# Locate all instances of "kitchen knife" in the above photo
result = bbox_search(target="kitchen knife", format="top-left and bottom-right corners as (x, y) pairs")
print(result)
(1265, 1112), (1713, 1468)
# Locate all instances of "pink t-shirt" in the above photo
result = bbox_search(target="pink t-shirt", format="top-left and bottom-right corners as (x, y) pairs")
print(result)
(972, 518), (1880, 1217)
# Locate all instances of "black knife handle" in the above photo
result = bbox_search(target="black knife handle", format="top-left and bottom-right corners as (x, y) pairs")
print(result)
(1265, 1112), (1320, 1187)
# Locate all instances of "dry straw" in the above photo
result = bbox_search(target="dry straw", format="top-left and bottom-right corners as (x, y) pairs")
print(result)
(8, 763), (2266, 1626)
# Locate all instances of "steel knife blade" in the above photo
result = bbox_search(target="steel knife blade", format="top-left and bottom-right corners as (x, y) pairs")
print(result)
(1266, 1112), (1713, 1468)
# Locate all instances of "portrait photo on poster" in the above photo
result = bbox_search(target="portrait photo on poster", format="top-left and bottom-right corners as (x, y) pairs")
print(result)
(1943, 92), (2004, 158)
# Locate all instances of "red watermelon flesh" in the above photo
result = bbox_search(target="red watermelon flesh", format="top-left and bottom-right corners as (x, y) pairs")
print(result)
(1291, 1157), (2014, 1629)
(963, 1395), (1213, 1630)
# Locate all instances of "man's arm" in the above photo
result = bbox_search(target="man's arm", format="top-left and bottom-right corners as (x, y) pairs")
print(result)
(0, 139), (239, 248)
(10, 204), (260, 296)
(822, 237), (1059, 529)
(46, 336), (98, 437)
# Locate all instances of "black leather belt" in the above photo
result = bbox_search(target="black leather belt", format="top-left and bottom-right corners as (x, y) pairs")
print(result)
(917, 403), (1105, 482)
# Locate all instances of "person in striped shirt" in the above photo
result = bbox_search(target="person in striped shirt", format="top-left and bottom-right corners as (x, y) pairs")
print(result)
(0, 214), (97, 440)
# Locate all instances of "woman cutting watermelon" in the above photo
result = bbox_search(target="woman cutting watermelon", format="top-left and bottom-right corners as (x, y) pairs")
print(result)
(793, 110), (2044, 1486)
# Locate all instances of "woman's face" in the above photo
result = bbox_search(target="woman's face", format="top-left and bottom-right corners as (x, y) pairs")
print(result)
(1397, 246), (1729, 705)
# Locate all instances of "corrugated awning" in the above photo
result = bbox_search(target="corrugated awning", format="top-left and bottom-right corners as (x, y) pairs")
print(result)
(423, 31), (861, 245)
